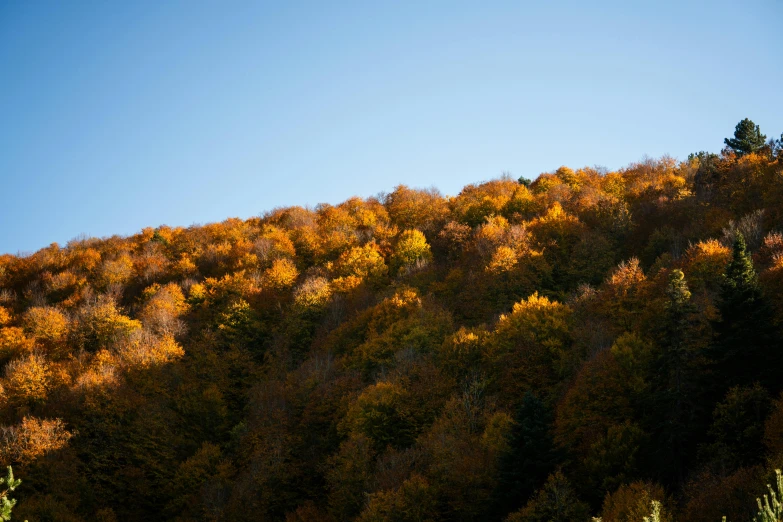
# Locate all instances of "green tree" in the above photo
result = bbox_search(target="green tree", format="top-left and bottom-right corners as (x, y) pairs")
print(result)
(711, 234), (779, 392)
(0, 466), (22, 522)
(724, 118), (767, 156)
(649, 269), (703, 484)
(493, 392), (559, 518)
(700, 384), (771, 470)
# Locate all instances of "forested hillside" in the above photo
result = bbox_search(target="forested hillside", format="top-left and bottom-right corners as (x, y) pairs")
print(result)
(1, 121), (783, 521)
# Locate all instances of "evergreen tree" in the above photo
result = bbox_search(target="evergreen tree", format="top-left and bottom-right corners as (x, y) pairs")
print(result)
(493, 392), (559, 519)
(650, 269), (702, 484)
(724, 118), (767, 156)
(0, 467), (21, 522)
(712, 233), (779, 393)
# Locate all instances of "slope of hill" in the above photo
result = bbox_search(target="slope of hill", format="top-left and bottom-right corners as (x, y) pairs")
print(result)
(1, 126), (783, 521)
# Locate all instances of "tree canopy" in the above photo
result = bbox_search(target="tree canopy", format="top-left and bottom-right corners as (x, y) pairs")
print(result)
(0, 121), (781, 521)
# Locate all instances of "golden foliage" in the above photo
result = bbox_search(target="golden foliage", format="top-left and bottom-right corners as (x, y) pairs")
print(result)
(334, 243), (387, 280)
(264, 258), (299, 290)
(0, 327), (35, 360)
(385, 185), (449, 233)
(391, 229), (432, 274)
(0, 307), (11, 326)
(74, 349), (119, 392)
(683, 239), (731, 284)
(116, 332), (184, 369)
(4, 353), (52, 406)
(99, 254), (134, 288)
(76, 299), (142, 350)
(486, 245), (519, 274)
(293, 277), (333, 310)
(139, 283), (188, 335)
(23, 306), (69, 345)
(0, 416), (73, 464)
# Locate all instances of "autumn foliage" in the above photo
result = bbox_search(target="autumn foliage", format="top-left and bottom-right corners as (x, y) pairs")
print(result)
(0, 127), (782, 521)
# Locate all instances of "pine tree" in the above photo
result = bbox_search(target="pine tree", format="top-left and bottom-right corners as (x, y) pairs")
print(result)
(0, 467), (22, 522)
(724, 118), (767, 156)
(494, 392), (559, 519)
(650, 269), (702, 484)
(712, 233), (779, 393)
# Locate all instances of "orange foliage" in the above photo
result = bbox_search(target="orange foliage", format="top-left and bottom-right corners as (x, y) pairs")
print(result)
(682, 239), (731, 289)
(116, 332), (184, 369)
(0, 307), (11, 326)
(139, 283), (188, 335)
(0, 416), (73, 464)
(0, 327), (35, 360)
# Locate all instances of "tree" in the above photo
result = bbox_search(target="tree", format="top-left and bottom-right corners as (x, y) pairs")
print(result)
(649, 269), (703, 484)
(391, 230), (432, 275)
(506, 471), (590, 522)
(0, 467), (21, 522)
(493, 392), (559, 518)
(711, 233), (779, 392)
(724, 118), (767, 156)
(700, 384), (771, 470)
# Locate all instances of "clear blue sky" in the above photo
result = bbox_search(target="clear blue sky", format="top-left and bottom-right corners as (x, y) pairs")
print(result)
(1, 1), (781, 255)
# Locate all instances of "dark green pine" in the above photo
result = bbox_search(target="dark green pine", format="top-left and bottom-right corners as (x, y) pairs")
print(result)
(724, 118), (767, 156)
(712, 233), (780, 392)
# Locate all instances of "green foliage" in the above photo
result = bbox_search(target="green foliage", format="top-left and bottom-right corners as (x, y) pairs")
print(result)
(724, 119), (767, 156)
(753, 469), (783, 522)
(494, 392), (559, 517)
(712, 234), (779, 391)
(0, 466), (21, 522)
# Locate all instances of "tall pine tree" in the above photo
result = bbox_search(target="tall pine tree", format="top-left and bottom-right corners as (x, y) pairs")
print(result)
(712, 233), (779, 393)
(649, 269), (711, 485)
(493, 392), (559, 520)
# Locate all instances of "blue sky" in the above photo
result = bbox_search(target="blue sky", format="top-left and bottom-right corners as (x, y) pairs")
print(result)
(1, 1), (781, 255)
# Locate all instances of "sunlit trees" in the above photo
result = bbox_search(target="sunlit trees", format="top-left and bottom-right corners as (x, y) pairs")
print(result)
(1, 131), (783, 519)
(490, 292), (574, 403)
(0, 466), (22, 522)
(332, 243), (387, 291)
(22, 306), (69, 349)
(3, 353), (53, 408)
(0, 416), (72, 464)
(390, 230), (432, 275)
(74, 298), (142, 351)
(264, 257), (299, 290)
(138, 282), (188, 335)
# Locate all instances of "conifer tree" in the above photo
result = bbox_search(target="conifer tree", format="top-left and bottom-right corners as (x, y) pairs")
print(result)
(494, 392), (559, 519)
(712, 233), (779, 392)
(650, 269), (702, 484)
(724, 118), (767, 156)
(0, 467), (21, 522)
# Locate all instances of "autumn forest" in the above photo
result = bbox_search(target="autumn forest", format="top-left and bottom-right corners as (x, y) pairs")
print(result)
(2, 120), (783, 521)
